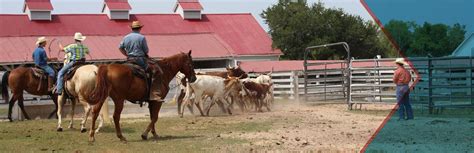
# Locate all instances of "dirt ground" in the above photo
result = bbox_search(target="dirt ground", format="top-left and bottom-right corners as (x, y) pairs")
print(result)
(0, 100), (396, 152)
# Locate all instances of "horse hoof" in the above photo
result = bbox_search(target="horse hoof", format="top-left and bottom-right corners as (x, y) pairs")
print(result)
(89, 137), (95, 142)
(120, 137), (127, 142)
(57, 128), (63, 132)
(141, 135), (148, 140)
(81, 128), (87, 133)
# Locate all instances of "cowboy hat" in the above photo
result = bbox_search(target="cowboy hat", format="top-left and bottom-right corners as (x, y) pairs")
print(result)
(394, 58), (408, 65)
(74, 32), (86, 41)
(130, 21), (144, 29)
(35, 37), (48, 45)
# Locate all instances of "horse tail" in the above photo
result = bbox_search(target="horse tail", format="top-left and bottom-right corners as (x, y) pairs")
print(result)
(89, 65), (109, 105)
(1, 71), (10, 104)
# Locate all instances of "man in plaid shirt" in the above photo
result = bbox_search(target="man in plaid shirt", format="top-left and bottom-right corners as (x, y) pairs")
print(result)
(55, 32), (89, 95)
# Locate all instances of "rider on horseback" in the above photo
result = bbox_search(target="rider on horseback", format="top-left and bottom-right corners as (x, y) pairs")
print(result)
(55, 32), (89, 95)
(119, 21), (162, 102)
(32, 37), (56, 92)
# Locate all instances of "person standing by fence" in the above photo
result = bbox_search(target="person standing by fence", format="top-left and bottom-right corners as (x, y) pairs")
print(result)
(393, 58), (414, 120)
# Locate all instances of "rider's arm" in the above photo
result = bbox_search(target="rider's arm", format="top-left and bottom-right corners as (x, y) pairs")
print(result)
(59, 43), (65, 52)
(142, 37), (149, 57)
(119, 40), (127, 57)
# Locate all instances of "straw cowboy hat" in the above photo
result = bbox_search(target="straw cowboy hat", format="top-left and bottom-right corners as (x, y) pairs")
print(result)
(74, 32), (86, 41)
(35, 37), (48, 45)
(394, 58), (408, 65)
(130, 21), (144, 29)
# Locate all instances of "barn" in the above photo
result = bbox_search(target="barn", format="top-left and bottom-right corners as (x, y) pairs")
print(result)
(451, 33), (474, 57)
(0, 0), (282, 71)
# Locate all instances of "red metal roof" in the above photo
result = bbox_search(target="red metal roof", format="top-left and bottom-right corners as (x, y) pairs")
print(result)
(0, 14), (278, 54)
(240, 60), (398, 73)
(103, 0), (131, 11)
(23, 0), (53, 12)
(178, 3), (203, 10)
(0, 33), (236, 63)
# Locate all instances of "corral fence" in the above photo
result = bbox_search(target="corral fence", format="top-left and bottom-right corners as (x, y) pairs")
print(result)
(243, 56), (474, 113)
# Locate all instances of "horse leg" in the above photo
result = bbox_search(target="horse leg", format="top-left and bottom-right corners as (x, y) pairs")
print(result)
(141, 101), (162, 140)
(80, 103), (91, 133)
(96, 112), (104, 134)
(56, 94), (67, 131)
(111, 98), (126, 142)
(68, 98), (77, 129)
(89, 101), (105, 142)
(17, 95), (30, 120)
(7, 94), (19, 122)
(48, 94), (59, 119)
(150, 102), (163, 140)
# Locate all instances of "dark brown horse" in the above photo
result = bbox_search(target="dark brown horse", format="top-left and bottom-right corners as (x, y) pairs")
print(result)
(1, 67), (58, 122)
(89, 51), (197, 142)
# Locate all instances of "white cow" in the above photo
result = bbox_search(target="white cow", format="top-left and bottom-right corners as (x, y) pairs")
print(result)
(180, 75), (242, 117)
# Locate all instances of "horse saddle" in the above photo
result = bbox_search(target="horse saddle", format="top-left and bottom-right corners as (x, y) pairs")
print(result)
(31, 66), (48, 79)
(63, 61), (87, 81)
(124, 62), (147, 80)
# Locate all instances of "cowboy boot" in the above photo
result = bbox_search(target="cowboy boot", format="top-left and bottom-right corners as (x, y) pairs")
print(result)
(47, 77), (55, 92)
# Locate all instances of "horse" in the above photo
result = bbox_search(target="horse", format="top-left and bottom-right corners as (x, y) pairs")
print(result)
(56, 64), (109, 133)
(1, 67), (58, 122)
(89, 50), (197, 142)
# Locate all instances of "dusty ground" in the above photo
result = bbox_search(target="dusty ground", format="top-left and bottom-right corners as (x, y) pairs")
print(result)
(0, 100), (394, 152)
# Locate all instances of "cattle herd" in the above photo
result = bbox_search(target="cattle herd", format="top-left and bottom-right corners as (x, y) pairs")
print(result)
(175, 66), (274, 117)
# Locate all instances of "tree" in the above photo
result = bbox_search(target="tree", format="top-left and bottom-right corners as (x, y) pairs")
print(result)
(384, 20), (466, 57)
(261, 2), (395, 60)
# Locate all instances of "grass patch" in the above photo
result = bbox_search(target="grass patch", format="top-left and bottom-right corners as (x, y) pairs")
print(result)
(0, 115), (273, 152)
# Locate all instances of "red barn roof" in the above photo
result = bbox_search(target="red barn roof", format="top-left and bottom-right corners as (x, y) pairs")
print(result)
(102, 0), (131, 11)
(174, 0), (203, 11)
(23, 0), (53, 12)
(0, 13), (281, 64)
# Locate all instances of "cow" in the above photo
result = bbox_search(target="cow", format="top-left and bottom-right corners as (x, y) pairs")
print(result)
(175, 66), (248, 115)
(179, 75), (242, 117)
(241, 80), (273, 112)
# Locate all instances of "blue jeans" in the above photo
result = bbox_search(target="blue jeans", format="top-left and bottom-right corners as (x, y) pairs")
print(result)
(56, 62), (75, 94)
(397, 85), (413, 120)
(128, 57), (148, 70)
(39, 65), (55, 78)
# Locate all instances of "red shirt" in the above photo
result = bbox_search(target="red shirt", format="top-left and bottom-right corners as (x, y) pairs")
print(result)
(393, 66), (411, 85)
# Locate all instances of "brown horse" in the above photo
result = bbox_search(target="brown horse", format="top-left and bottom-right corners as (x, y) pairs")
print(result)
(89, 50), (197, 142)
(1, 67), (58, 122)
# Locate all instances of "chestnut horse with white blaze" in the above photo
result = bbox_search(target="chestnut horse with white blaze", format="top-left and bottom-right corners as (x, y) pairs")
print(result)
(90, 51), (197, 142)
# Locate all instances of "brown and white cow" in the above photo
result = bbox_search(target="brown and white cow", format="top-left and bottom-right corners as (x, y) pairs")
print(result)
(241, 80), (273, 112)
(180, 75), (243, 117)
(176, 66), (248, 115)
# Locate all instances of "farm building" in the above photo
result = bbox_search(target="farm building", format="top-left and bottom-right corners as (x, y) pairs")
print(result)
(0, 0), (282, 71)
(451, 33), (474, 57)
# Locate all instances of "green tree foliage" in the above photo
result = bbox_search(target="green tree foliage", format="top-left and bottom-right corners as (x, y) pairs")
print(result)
(261, 2), (396, 60)
(385, 20), (466, 57)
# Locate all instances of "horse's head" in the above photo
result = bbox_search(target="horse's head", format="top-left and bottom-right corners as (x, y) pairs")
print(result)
(226, 65), (248, 79)
(179, 50), (197, 83)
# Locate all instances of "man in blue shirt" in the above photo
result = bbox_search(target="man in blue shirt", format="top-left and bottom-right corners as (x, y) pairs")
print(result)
(119, 21), (162, 102)
(32, 37), (56, 92)
(119, 21), (149, 70)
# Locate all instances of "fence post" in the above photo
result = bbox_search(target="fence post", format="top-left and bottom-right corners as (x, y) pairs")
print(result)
(428, 59), (433, 114)
(293, 71), (300, 102)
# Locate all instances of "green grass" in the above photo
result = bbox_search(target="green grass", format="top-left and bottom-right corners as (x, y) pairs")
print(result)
(0, 108), (7, 115)
(0, 116), (273, 152)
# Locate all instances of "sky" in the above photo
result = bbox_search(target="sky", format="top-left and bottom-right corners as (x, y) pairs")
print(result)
(364, 0), (474, 35)
(0, 0), (372, 31)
